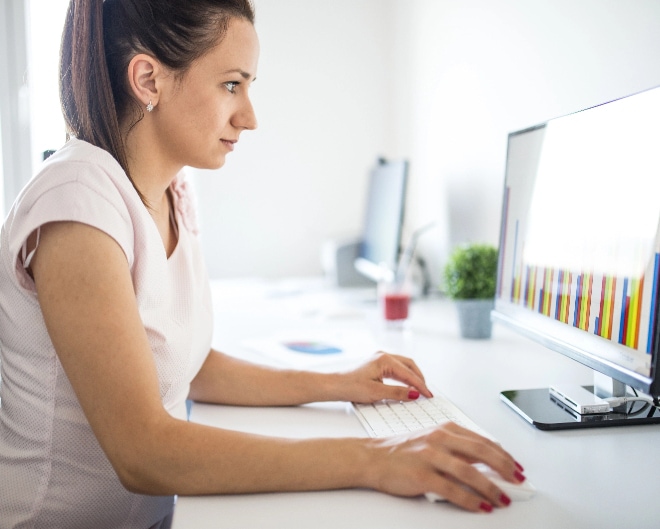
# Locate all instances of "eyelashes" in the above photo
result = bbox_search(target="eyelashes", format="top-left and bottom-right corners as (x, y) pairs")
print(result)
(224, 81), (239, 94)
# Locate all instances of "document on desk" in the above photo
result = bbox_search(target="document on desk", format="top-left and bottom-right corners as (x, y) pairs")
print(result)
(242, 329), (379, 371)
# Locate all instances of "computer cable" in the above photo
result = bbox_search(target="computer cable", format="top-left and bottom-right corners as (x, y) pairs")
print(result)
(603, 395), (657, 410)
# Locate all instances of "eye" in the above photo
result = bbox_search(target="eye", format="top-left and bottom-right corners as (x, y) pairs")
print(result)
(224, 81), (239, 94)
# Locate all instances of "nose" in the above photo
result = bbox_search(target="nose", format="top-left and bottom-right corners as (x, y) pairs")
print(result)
(233, 95), (258, 131)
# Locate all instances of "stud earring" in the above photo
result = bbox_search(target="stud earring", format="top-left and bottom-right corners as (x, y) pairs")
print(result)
(146, 100), (154, 113)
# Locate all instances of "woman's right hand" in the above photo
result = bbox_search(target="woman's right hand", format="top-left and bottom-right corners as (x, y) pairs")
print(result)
(363, 421), (526, 513)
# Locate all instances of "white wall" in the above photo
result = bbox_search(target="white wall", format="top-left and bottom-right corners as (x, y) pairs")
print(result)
(405, 0), (660, 287)
(192, 0), (660, 283)
(191, 0), (400, 278)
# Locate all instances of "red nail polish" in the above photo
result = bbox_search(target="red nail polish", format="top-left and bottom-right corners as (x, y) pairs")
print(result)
(500, 493), (511, 506)
(515, 461), (525, 472)
(514, 470), (526, 482)
(408, 390), (420, 400)
(480, 502), (493, 513)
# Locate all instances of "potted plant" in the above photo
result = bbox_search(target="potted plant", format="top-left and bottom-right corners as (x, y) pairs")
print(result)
(442, 243), (498, 339)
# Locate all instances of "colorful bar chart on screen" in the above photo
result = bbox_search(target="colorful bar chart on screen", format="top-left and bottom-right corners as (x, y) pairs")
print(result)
(498, 180), (660, 356)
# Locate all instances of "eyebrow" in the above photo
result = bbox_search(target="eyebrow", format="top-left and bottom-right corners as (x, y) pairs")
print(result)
(222, 68), (255, 81)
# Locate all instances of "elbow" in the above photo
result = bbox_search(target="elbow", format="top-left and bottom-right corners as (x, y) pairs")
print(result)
(108, 450), (156, 494)
(104, 419), (182, 496)
(116, 469), (143, 494)
(115, 463), (158, 495)
(112, 454), (177, 496)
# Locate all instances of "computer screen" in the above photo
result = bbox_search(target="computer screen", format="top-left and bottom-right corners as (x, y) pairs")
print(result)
(492, 85), (660, 429)
(354, 158), (408, 283)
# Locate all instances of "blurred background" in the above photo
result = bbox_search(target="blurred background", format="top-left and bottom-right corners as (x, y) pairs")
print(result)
(3, 0), (660, 287)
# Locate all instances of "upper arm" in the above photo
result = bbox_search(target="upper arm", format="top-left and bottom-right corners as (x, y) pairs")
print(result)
(30, 221), (169, 479)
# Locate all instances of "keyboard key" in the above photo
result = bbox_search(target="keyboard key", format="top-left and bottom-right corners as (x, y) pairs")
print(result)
(352, 392), (495, 441)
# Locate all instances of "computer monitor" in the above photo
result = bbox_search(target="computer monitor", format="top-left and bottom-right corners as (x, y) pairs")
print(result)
(492, 85), (660, 430)
(354, 158), (408, 283)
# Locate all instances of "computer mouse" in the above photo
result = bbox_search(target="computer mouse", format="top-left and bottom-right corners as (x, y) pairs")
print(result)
(424, 464), (536, 503)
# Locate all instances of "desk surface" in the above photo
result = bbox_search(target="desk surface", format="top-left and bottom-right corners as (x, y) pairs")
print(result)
(172, 279), (660, 529)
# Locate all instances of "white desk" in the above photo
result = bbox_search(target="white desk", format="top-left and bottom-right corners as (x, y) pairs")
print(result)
(172, 279), (660, 529)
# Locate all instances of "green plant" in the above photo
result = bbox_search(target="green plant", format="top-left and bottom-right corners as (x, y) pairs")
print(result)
(442, 243), (498, 300)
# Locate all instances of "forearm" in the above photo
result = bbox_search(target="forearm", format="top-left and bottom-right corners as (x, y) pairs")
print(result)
(189, 349), (345, 406)
(189, 349), (433, 406)
(121, 416), (373, 495)
(124, 414), (524, 516)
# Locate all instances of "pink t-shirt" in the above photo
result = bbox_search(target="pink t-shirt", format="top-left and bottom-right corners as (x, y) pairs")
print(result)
(0, 139), (213, 528)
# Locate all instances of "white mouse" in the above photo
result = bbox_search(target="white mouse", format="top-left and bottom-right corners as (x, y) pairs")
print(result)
(425, 464), (536, 503)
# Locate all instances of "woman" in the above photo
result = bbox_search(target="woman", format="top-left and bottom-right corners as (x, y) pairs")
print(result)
(0, 1), (525, 527)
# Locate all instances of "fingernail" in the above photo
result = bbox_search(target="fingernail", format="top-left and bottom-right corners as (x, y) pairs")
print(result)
(500, 493), (511, 506)
(480, 502), (493, 513)
(515, 461), (525, 472)
(408, 390), (420, 400)
(514, 470), (526, 483)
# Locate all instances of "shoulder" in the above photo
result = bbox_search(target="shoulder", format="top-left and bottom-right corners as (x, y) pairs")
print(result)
(4, 139), (143, 269)
(21, 139), (136, 208)
(11, 138), (144, 225)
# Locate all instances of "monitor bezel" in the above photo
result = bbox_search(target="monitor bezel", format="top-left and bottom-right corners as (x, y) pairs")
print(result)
(492, 305), (660, 398)
(492, 87), (660, 400)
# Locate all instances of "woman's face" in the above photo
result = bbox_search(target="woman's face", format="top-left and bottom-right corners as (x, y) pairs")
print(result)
(153, 17), (259, 171)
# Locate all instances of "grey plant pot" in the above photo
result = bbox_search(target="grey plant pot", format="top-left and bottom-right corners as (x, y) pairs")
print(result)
(454, 299), (494, 339)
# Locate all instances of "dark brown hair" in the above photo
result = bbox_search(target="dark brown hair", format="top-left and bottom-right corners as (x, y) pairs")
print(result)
(59, 0), (255, 201)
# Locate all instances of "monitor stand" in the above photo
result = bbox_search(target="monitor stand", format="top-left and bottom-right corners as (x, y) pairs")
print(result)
(500, 374), (660, 430)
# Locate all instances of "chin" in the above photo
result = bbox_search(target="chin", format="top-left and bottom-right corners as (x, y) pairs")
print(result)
(193, 155), (227, 171)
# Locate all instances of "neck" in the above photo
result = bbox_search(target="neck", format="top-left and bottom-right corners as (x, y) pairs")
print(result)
(123, 124), (182, 208)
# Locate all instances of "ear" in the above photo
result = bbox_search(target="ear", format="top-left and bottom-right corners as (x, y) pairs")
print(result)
(126, 54), (163, 110)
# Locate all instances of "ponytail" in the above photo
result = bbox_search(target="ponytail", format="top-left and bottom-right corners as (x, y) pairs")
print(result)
(60, 0), (142, 202)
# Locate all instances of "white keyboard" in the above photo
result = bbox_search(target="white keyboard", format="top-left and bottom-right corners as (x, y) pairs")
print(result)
(352, 392), (495, 440)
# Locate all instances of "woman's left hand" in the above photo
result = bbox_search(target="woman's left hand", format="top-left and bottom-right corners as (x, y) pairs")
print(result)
(335, 352), (433, 404)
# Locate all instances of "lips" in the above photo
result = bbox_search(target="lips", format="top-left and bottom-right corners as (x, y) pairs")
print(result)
(220, 139), (236, 151)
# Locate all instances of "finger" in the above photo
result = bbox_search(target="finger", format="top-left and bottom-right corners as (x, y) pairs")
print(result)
(379, 356), (432, 398)
(415, 431), (514, 510)
(391, 354), (427, 384)
(432, 423), (524, 484)
(425, 474), (495, 513)
(373, 382), (423, 402)
(432, 458), (511, 511)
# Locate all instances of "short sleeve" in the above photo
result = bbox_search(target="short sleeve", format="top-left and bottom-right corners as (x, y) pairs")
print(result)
(6, 160), (135, 291)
